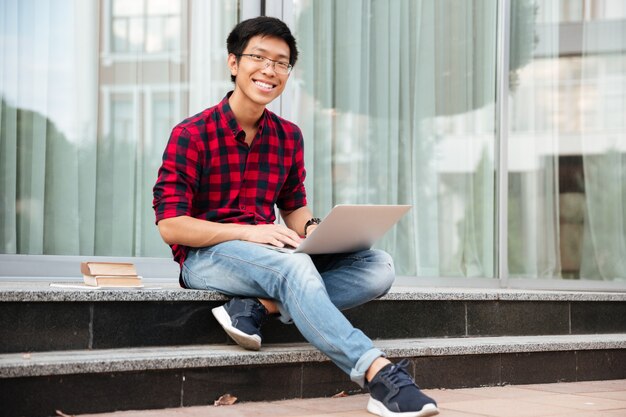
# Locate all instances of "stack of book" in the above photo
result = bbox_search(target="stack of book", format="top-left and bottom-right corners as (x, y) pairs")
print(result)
(81, 262), (143, 288)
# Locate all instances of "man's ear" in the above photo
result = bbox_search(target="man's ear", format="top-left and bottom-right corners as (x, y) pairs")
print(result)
(227, 54), (238, 78)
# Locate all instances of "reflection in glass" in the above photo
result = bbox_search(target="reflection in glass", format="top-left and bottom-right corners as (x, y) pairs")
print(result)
(291, 0), (498, 277)
(111, 0), (182, 54)
(0, 0), (236, 257)
(508, 0), (626, 280)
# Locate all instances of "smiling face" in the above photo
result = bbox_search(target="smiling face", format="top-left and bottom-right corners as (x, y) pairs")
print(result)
(228, 35), (291, 113)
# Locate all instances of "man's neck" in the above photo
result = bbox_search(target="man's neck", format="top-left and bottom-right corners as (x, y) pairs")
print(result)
(228, 90), (265, 130)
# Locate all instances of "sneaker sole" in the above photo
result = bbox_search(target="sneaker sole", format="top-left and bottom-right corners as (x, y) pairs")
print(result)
(212, 306), (262, 351)
(366, 397), (439, 417)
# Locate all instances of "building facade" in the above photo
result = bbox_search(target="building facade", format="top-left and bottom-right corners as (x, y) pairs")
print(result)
(1, 0), (625, 291)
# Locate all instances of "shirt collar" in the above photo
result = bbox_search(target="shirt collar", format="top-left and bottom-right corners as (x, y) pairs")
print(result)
(219, 91), (267, 138)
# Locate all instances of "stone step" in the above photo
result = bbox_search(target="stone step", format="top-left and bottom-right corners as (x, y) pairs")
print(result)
(1, 334), (625, 417)
(2, 334), (626, 378)
(2, 282), (626, 353)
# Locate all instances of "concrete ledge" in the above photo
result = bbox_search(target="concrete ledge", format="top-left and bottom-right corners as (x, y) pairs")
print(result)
(0, 282), (228, 302)
(2, 334), (625, 378)
(1, 281), (626, 302)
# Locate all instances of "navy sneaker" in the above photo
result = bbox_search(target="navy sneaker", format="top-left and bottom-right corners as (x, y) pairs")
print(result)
(367, 359), (439, 417)
(212, 297), (269, 351)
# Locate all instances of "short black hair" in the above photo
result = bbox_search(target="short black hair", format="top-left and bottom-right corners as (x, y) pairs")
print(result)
(226, 16), (298, 82)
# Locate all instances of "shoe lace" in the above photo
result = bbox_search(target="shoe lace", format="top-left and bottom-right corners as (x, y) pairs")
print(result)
(385, 359), (415, 389)
(251, 301), (270, 327)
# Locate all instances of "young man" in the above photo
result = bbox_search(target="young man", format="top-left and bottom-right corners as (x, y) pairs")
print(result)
(153, 16), (438, 417)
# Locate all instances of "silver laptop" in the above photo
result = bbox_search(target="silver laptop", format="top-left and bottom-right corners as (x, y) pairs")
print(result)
(261, 204), (411, 254)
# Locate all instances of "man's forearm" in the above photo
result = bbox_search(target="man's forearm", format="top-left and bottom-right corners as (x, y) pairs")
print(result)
(157, 216), (246, 247)
(158, 215), (303, 249)
(281, 206), (315, 236)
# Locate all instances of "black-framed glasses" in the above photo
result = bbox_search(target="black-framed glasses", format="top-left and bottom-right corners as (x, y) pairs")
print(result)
(237, 54), (293, 75)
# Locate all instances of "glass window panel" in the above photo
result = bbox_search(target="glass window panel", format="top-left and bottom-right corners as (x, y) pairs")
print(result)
(113, 0), (144, 17)
(148, 0), (180, 15)
(112, 97), (134, 141)
(561, 0), (585, 22)
(141, 95), (179, 257)
(96, 96), (136, 256)
(127, 17), (145, 52)
(143, 15), (180, 53)
(112, 18), (129, 52)
(290, 0), (498, 277)
(588, 0), (626, 20)
(164, 16), (180, 51)
(112, 0), (181, 54)
(145, 17), (165, 52)
(152, 96), (177, 137)
(0, 0), (237, 257)
(508, 0), (626, 281)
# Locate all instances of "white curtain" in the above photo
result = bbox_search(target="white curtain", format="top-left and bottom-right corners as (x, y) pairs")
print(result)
(579, 6), (626, 280)
(507, 0), (562, 278)
(0, 0), (98, 255)
(0, 0), (236, 257)
(508, 0), (626, 281)
(291, 0), (497, 277)
(188, 0), (236, 115)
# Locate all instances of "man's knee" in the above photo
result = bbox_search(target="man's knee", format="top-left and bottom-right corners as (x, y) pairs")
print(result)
(273, 254), (326, 292)
(364, 249), (395, 295)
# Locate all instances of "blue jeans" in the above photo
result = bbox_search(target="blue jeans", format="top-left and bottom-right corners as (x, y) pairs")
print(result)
(182, 240), (395, 387)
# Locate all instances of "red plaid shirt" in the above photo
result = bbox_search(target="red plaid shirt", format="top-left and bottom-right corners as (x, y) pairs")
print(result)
(153, 92), (307, 269)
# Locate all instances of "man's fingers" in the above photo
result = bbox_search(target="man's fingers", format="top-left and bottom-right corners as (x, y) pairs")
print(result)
(245, 224), (302, 247)
(269, 238), (285, 248)
(282, 228), (303, 244)
(273, 227), (302, 247)
(277, 236), (299, 248)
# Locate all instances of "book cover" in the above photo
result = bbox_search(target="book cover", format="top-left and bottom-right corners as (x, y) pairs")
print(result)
(80, 262), (138, 277)
(83, 274), (144, 288)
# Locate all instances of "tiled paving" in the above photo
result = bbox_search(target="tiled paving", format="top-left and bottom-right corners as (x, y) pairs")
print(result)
(76, 379), (626, 417)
